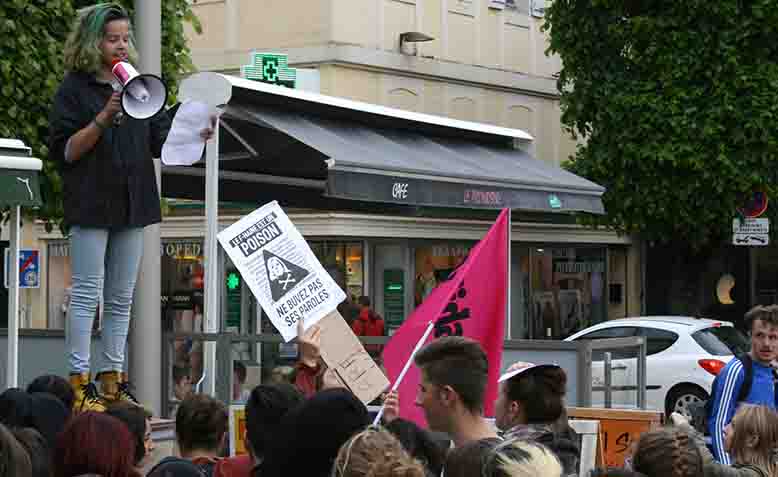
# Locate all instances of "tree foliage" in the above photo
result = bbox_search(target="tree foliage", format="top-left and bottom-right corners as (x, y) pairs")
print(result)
(544, 0), (778, 250)
(0, 0), (200, 231)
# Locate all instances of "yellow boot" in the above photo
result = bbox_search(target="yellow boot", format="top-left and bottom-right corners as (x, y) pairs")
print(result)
(98, 371), (139, 405)
(69, 373), (106, 413)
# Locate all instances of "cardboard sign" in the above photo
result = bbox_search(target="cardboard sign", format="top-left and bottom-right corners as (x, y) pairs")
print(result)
(318, 310), (390, 405)
(219, 202), (389, 404)
(217, 201), (346, 342)
(567, 407), (663, 468)
(228, 405), (247, 456)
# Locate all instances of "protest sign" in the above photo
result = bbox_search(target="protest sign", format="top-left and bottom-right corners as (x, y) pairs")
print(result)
(219, 202), (388, 403)
(317, 311), (390, 404)
(567, 407), (663, 468)
(217, 201), (346, 342)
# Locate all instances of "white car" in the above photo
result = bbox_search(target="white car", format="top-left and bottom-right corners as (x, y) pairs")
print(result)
(564, 316), (750, 416)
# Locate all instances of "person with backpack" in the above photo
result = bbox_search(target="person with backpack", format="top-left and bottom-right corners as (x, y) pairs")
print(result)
(707, 305), (778, 464)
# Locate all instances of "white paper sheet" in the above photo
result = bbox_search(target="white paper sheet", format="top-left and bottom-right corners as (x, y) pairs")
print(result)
(161, 100), (213, 166)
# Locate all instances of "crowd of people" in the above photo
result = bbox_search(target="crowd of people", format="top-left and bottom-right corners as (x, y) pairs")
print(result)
(3, 328), (778, 477)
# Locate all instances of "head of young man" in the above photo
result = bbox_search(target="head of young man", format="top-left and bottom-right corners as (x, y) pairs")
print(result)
(413, 336), (488, 434)
(746, 306), (778, 365)
(493, 364), (567, 432)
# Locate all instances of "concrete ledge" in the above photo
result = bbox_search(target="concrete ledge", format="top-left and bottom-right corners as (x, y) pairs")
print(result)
(192, 44), (560, 98)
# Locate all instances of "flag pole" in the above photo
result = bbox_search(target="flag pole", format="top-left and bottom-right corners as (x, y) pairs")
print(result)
(372, 321), (436, 426)
(506, 208), (512, 338)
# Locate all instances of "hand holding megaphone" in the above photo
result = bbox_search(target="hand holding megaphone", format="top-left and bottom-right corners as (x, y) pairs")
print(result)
(110, 59), (168, 120)
(97, 91), (123, 128)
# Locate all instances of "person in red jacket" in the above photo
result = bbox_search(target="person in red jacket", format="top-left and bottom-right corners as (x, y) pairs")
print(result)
(351, 296), (385, 336)
(351, 296), (385, 356)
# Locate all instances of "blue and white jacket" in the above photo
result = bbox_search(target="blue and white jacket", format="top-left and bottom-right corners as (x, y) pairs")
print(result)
(708, 357), (776, 464)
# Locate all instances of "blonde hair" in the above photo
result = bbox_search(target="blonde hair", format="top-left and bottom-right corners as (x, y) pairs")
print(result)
(632, 428), (702, 477)
(729, 405), (778, 477)
(63, 3), (138, 74)
(484, 439), (562, 477)
(332, 427), (425, 477)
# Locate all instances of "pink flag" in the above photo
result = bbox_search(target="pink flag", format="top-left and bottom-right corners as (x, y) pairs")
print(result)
(381, 209), (509, 427)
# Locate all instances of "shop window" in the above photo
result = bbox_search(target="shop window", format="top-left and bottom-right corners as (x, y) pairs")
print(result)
(47, 241), (70, 329)
(160, 240), (205, 399)
(530, 246), (607, 339)
(309, 241), (364, 302)
(511, 245), (531, 339)
(45, 240), (101, 331)
(414, 242), (473, 307)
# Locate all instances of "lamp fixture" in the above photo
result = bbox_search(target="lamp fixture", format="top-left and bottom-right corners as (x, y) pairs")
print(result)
(399, 31), (435, 55)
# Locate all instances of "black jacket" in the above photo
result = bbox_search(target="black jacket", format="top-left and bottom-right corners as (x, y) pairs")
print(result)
(49, 71), (170, 228)
(503, 423), (581, 477)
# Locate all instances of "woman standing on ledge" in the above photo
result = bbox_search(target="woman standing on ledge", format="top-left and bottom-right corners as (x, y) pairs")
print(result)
(49, 3), (212, 412)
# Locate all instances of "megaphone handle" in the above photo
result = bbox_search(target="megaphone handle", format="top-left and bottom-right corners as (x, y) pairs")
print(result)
(111, 82), (123, 126)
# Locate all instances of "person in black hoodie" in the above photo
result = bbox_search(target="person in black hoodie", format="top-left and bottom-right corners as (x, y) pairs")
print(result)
(493, 363), (581, 477)
(261, 388), (369, 477)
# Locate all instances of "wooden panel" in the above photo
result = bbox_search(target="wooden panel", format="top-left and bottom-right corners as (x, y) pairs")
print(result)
(568, 407), (664, 468)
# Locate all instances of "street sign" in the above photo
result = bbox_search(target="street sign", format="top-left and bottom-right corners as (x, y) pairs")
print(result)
(4, 249), (40, 288)
(737, 189), (769, 218)
(733, 218), (769, 246)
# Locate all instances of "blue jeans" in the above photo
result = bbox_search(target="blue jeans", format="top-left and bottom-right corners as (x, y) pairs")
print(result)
(66, 226), (144, 374)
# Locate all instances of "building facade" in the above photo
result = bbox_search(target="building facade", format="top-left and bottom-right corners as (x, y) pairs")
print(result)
(1, 0), (645, 413)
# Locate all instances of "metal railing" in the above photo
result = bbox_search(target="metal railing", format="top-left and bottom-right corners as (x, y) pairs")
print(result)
(162, 332), (647, 411)
(583, 336), (647, 409)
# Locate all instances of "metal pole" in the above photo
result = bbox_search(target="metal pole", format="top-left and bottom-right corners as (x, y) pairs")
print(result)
(203, 116), (221, 397)
(129, 0), (162, 414)
(6, 206), (20, 388)
(637, 338), (647, 409)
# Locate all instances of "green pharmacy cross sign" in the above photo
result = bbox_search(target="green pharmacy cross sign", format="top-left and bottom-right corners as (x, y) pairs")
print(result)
(226, 272), (241, 290)
(241, 52), (297, 88)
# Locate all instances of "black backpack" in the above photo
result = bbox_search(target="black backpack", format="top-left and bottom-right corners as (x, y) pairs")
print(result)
(690, 353), (777, 433)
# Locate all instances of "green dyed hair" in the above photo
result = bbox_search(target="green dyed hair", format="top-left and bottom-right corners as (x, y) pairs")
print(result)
(64, 3), (138, 74)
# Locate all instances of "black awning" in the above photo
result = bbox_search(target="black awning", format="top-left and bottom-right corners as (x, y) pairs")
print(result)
(232, 105), (605, 214)
(162, 77), (604, 214)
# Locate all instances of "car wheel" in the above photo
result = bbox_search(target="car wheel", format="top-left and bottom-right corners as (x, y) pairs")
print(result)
(666, 385), (708, 419)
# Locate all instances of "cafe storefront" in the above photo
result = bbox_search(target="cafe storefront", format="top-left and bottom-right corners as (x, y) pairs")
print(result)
(14, 74), (641, 413)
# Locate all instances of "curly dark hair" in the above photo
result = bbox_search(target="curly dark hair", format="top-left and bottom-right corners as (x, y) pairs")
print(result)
(175, 394), (228, 454)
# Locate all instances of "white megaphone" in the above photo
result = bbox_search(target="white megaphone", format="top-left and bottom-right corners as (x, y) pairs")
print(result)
(111, 59), (168, 120)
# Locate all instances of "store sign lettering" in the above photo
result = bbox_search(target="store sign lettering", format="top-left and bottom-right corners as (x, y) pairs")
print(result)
(161, 242), (202, 259)
(554, 262), (605, 274)
(392, 182), (409, 200)
(464, 189), (502, 205)
(49, 242), (202, 259)
(432, 244), (470, 258)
